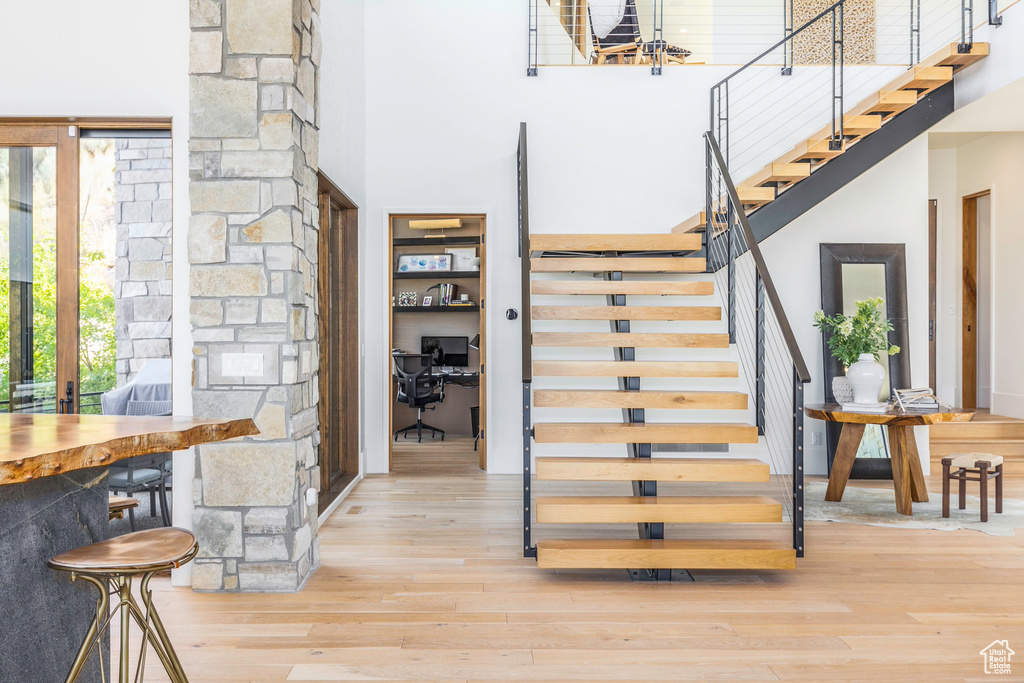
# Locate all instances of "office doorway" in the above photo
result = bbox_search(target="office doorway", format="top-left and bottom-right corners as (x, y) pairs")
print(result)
(388, 214), (486, 472)
(962, 190), (992, 410)
(317, 174), (359, 514)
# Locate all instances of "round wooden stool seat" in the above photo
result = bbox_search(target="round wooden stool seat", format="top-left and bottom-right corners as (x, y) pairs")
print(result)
(946, 453), (1003, 468)
(107, 495), (140, 520)
(48, 527), (197, 575)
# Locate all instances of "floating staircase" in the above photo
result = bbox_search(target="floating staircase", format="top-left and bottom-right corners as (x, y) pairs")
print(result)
(526, 234), (797, 573)
(673, 42), (989, 238)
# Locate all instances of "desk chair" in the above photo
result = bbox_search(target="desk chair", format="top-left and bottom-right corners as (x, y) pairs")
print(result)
(393, 353), (446, 442)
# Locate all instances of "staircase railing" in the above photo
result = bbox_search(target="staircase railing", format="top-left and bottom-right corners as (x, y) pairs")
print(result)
(518, 122), (537, 559)
(710, 0), (977, 185)
(705, 131), (811, 557)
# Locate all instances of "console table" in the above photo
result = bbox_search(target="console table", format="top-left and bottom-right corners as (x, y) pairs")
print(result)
(805, 404), (973, 516)
(0, 413), (257, 683)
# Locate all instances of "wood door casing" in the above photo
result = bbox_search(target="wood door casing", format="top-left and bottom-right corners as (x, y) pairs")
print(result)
(317, 174), (359, 514)
(962, 191), (988, 411)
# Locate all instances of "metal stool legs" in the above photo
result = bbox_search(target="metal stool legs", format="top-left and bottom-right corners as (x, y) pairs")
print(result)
(65, 570), (190, 683)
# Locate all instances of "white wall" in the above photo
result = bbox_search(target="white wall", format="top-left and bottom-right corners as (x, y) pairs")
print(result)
(929, 133), (1024, 418)
(761, 136), (933, 474)
(0, 0), (191, 579)
(363, 0), (740, 474)
(319, 0), (369, 473)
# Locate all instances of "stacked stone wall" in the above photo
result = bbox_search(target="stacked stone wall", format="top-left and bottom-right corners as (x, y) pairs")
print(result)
(188, 0), (322, 592)
(113, 139), (173, 386)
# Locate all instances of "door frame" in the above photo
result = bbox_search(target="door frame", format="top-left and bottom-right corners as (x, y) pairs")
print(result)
(961, 189), (990, 410)
(1, 118), (172, 413)
(317, 172), (360, 514)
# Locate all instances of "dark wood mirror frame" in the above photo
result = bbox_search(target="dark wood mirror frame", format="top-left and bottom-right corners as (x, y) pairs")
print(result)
(820, 243), (911, 478)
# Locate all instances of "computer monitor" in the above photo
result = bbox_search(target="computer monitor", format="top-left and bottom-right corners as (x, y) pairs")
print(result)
(421, 336), (469, 368)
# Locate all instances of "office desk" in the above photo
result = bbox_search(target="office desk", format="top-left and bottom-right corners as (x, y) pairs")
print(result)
(440, 372), (480, 387)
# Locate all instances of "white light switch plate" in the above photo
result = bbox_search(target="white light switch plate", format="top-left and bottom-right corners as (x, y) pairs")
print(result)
(222, 352), (264, 377)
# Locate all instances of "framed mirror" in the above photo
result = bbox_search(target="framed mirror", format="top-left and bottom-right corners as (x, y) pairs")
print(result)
(819, 244), (911, 478)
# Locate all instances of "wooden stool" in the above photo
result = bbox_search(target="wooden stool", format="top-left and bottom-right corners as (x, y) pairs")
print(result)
(107, 495), (140, 521)
(48, 528), (199, 683)
(941, 453), (1003, 522)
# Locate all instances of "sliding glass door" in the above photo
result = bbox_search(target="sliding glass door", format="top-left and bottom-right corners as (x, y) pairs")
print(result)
(0, 126), (77, 413)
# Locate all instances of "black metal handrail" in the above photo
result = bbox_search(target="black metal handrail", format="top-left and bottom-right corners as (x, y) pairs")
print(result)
(517, 122), (537, 559)
(706, 132), (811, 383)
(518, 122), (532, 385)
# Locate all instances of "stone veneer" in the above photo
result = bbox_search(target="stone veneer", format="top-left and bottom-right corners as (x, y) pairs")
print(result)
(114, 138), (173, 386)
(188, 0), (322, 592)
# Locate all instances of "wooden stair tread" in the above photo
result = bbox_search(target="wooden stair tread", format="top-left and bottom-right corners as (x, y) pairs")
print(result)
(535, 456), (769, 482)
(918, 42), (989, 70)
(533, 422), (760, 444)
(533, 360), (739, 378)
(530, 280), (714, 296)
(532, 305), (721, 321)
(745, 163), (811, 188)
(530, 234), (701, 252)
(534, 390), (747, 410)
(531, 257), (705, 273)
(532, 332), (730, 348)
(536, 539), (796, 569)
(536, 496), (783, 524)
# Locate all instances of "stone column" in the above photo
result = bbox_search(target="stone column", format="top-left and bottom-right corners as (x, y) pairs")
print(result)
(188, 0), (322, 592)
(114, 138), (174, 386)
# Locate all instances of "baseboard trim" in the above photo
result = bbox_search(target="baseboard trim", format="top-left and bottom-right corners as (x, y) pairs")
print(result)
(318, 472), (364, 526)
(993, 392), (1024, 420)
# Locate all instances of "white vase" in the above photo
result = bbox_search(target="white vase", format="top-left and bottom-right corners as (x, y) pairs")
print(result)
(832, 376), (854, 404)
(847, 353), (885, 404)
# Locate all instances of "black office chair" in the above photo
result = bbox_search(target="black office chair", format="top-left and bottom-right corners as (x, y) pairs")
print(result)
(393, 353), (446, 442)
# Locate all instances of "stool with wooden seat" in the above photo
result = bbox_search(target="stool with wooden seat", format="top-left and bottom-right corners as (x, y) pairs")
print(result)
(48, 528), (199, 683)
(941, 453), (1003, 522)
(107, 496), (140, 521)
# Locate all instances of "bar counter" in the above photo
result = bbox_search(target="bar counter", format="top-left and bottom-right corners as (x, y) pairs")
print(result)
(0, 413), (257, 683)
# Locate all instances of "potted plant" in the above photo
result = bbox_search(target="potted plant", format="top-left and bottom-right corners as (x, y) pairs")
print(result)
(813, 297), (900, 404)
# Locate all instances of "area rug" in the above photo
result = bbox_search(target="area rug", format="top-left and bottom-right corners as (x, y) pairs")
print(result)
(804, 480), (1024, 537)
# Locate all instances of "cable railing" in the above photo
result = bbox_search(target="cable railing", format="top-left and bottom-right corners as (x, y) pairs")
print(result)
(528, 0), (999, 72)
(705, 131), (810, 556)
(518, 122), (538, 559)
(710, 0), (975, 184)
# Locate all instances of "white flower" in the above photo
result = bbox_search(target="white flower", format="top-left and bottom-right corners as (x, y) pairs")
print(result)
(839, 319), (854, 337)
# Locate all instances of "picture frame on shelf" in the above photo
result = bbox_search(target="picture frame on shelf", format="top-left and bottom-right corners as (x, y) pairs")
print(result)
(397, 254), (451, 273)
(397, 291), (417, 307)
(421, 295), (433, 307)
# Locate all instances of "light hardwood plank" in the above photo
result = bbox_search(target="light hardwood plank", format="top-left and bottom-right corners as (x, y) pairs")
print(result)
(533, 422), (759, 444)
(530, 233), (701, 252)
(530, 279), (714, 296)
(530, 257), (706, 273)
(535, 496), (783, 524)
(533, 390), (747, 410)
(532, 332), (730, 348)
(531, 305), (721, 321)
(537, 539), (797, 570)
(535, 456), (770, 482)
(532, 360), (739, 378)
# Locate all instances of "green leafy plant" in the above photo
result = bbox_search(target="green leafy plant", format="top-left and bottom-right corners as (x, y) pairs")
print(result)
(813, 297), (900, 369)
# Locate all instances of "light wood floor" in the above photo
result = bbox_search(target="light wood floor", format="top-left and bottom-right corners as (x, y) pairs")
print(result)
(143, 438), (1024, 682)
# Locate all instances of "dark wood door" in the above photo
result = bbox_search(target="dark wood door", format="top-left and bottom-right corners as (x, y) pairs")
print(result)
(317, 177), (359, 513)
(962, 191), (988, 410)
(928, 200), (937, 392)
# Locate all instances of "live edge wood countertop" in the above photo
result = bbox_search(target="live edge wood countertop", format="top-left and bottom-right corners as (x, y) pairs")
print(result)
(0, 414), (258, 486)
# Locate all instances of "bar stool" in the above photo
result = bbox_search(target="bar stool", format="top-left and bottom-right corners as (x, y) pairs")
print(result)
(48, 527), (199, 683)
(108, 495), (140, 521)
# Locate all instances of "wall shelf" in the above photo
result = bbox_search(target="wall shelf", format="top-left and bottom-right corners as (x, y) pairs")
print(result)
(393, 305), (479, 313)
(393, 236), (481, 247)
(393, 271), (479, 280)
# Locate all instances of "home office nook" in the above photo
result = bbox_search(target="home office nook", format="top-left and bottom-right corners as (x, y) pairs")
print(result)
(389, 215), (486, 469)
